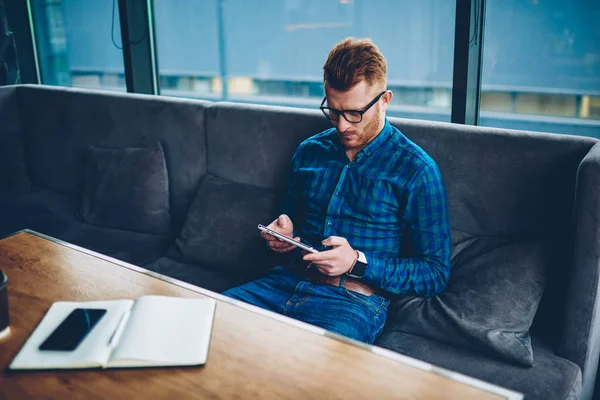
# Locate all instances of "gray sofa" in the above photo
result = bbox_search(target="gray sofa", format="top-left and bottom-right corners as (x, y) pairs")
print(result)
(1, 84), (599, 399)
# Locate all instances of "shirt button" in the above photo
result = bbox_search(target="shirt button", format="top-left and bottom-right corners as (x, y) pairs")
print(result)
(346, 165), (351, 169)
(327, 222), (332, 226)
(335, 192), (339, 197)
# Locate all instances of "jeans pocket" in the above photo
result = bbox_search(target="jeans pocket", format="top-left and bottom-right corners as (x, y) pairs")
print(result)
(343, 289), (389, 316)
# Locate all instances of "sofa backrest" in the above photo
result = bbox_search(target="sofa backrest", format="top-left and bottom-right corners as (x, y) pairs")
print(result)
(205, 102), (332, 190)
(391, 118), (594, 239)
(16, 85), (211, 229)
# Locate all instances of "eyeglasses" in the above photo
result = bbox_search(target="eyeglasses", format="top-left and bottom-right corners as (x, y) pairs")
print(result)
(320, 91), (387, 123)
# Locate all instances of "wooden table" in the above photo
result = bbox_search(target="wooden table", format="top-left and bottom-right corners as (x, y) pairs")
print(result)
(0, 230), (522, 400)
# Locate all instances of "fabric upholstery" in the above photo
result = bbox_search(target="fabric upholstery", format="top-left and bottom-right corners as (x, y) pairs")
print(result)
(18, 85), (209, 229)
(387, 237), (548, 366)
(57, 222), (170, 266)
(80, 143), (171, 235)
(205, 102), (331, 190)
(376, 331), (581, 400)
(0, 86), (29, 192)
(389, 118), (595, 237)
(176, 174), (280, 273)
(144, 248), (259, 293)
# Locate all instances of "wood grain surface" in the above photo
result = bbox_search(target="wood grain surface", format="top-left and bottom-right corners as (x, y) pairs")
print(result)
(0, 231), (516, 400)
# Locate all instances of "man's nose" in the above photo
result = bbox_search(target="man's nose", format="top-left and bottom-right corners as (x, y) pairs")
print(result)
(336, 116), (351, 132)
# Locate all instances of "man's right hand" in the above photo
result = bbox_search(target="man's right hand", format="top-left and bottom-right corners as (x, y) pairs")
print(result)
(261, 214), (299, 253)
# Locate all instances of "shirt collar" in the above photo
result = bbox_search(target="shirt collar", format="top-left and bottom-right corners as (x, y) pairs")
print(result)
(355, 118), (392, 160)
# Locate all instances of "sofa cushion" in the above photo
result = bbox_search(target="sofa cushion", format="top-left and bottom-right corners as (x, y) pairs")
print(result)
(0, 87), (29, 192)
(57, 222), (170, 266)
(176, 174), (280, 273)
(80, 144), (171, 235)
(376, 331), (581, 400)
(385, 235), (547, 367)
(144, 250), (259, 293)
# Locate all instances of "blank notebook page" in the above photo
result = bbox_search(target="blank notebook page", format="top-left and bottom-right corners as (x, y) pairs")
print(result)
(109, 295), (216, 366)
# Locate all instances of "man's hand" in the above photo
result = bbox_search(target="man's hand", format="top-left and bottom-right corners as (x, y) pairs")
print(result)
(260, 214), (300, 253)
(302, 236), (358, 276)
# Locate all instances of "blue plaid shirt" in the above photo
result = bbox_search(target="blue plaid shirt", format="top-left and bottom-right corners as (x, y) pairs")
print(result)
(281, 119), (451, 297)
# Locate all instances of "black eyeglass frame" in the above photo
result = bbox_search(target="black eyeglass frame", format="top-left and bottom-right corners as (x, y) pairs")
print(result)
(319, 90), (387, 123)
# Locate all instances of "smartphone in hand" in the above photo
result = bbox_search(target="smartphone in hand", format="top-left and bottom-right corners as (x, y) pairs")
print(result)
(258, 224), (319, 253)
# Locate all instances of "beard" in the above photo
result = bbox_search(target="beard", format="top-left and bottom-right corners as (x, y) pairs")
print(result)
(339, 103), (383, 151)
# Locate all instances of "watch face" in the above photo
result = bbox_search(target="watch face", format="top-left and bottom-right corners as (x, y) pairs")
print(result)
(350, 261), (367, 277)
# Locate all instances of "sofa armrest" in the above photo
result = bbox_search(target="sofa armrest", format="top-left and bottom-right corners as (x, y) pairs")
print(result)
(558, 142), (600, 400)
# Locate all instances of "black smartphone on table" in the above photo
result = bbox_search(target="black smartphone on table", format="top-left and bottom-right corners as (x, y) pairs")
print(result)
(39, 308), (107, 351)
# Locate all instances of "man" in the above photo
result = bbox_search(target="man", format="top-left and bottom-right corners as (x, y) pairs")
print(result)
(224, 38), (451, 344)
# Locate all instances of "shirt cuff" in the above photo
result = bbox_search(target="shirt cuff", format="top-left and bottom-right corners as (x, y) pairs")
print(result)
(356, 250), (367, 264)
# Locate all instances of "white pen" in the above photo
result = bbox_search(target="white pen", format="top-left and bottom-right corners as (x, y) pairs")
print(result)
(108, 311), (130, 347)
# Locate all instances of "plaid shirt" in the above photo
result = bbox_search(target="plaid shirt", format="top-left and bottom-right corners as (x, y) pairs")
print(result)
(281, 119), (451, 297)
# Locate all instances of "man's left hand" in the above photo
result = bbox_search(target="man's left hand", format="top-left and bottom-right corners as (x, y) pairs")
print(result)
(302, 236), (358, 276)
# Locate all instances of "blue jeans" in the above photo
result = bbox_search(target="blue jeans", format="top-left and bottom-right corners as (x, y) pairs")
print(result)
(222, 266), (389, 344)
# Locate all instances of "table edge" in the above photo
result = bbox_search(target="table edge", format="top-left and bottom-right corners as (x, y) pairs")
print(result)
(1, 229), (523, 400)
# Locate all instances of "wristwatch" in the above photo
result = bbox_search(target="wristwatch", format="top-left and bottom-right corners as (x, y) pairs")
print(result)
(346, 251), (367, 279)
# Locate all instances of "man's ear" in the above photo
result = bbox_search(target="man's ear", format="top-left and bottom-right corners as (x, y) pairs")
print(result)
(381, 90), (393, 111)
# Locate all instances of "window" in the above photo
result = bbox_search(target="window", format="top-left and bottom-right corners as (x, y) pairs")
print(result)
(153, 0), (220, 99)
(153, 0), (456, 122)
(31, 0), (126, 91)
(480, 0), (600, 136)
(27, 1), (597, 137)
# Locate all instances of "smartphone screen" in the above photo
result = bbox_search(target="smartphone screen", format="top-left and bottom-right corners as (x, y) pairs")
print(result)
(39, 308), (107, 351)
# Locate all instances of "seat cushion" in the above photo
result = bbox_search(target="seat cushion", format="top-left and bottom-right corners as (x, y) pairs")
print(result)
(0, 187), (170, 265)
(376, 331), (581, 400)
(57, 222), (170, 266)
(386, 235), (548, 367)
(80, 143), (171, 235)
(144, 249), (260, 293)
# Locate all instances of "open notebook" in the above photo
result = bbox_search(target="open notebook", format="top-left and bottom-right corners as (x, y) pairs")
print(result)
(8, 295), (216, 370)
